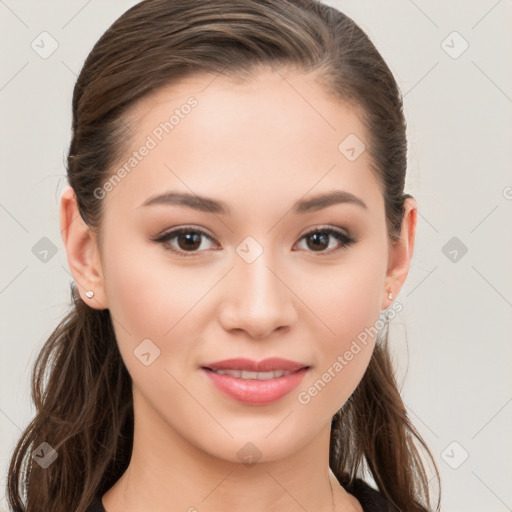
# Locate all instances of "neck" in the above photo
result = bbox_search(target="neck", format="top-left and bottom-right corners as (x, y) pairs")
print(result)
(102, 389), (360, 512)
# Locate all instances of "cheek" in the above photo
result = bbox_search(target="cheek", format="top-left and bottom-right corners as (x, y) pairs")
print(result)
(301, 254), (386, 349)
(102, 235), (223, 376)
(296, 281), (379, 419)
(295, 249), (386, 413)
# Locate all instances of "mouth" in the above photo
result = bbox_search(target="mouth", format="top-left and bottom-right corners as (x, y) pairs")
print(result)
(203, 368), (301, 380)
(200, 358), (310, 405)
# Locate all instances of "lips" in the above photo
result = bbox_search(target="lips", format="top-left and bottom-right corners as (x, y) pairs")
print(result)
(201, 358), (310, 405)
(202, 357), (308, 373)
(206, 368), (295, 380)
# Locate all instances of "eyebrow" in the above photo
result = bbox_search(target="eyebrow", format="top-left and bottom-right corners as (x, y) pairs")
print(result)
(139, 190), (367, 214)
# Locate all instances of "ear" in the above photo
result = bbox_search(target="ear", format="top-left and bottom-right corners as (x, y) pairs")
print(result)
(60, 186), (108, 309)
(382, 196), (417, 309)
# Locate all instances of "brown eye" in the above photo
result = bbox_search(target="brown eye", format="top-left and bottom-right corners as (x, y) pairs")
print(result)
(176, 231), (202, 251)
(295, 227), (355, 255)
(153, 227), (218, 256)
(152, 225), (355, 258)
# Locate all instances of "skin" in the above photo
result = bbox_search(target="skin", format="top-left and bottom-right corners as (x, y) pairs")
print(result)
(60, 67), (417, 512)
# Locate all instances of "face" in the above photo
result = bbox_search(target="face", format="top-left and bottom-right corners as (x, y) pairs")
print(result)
(85, 67), (394, 463)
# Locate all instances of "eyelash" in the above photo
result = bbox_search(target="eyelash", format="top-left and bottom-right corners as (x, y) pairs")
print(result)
(152, 225), (356, 258)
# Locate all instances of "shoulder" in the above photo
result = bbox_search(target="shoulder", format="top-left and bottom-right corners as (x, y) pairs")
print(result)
(85, 494), (106, 512)
(345, 478), (397, 512)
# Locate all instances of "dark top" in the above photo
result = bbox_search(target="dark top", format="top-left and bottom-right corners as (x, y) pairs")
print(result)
(85, 478), (392, 511)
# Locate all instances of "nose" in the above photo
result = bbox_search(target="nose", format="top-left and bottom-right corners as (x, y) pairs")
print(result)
(217, 251), (297, 339)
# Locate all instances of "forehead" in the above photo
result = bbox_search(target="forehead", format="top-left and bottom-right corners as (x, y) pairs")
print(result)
(105, 68), (382, 216)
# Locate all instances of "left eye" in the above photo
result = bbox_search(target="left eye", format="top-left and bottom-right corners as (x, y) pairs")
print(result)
(295, 227), (355, 255)
(152, 226), (355, 257)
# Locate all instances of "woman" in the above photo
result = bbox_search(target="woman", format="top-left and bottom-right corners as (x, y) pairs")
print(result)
(7, 1), (441, 511)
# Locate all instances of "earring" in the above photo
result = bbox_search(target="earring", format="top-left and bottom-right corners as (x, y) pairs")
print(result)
(85, 290), (94, 299)
(388, 290), (393, 300)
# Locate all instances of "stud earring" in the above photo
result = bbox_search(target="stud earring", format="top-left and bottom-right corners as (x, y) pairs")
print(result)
(85, 290), (94, 299)
(388, 290), (393, 301)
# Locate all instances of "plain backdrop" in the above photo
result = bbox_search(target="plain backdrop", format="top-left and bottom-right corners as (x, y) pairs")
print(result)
(1, 1), (511, 511)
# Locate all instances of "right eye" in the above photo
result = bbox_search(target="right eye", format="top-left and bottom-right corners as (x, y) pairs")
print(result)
(152, 227), (220, 257)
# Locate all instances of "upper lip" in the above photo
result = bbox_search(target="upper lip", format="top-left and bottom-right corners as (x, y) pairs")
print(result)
(201, 358), (309, 372)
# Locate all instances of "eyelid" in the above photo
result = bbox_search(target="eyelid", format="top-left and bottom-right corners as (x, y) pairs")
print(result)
(297, 224), (351, 241)
(153, 225), (216, 241)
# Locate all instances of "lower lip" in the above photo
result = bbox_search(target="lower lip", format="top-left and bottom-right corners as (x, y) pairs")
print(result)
(202, 368), (309, 405)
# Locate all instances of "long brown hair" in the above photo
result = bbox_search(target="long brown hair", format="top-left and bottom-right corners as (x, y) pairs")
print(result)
(7, 1), (441, 510)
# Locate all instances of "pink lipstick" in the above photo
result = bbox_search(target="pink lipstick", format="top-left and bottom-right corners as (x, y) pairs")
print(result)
(201, 357), (310, 405)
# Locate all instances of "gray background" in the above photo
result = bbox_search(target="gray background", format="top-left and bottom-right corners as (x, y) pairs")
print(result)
(1, 1), (511, 510)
